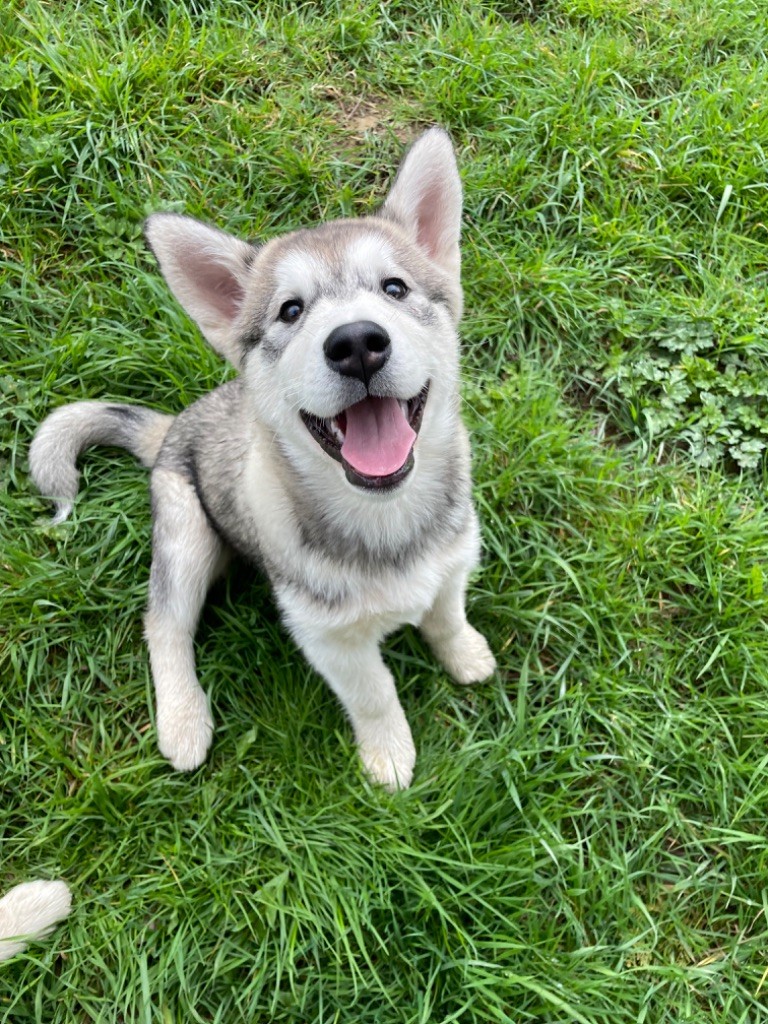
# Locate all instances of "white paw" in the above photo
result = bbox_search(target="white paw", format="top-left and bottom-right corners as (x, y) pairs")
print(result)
(0, 880), (72, 961)
(356, 715), (416, 792)
(156, 687), (214, 771)
(434, 625), (496, 685)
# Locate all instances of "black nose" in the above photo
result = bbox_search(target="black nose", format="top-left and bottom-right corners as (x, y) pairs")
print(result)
(324, 321), (391, 386)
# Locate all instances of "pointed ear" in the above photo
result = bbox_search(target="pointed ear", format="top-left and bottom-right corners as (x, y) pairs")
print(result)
(380, 128), (463, 281)
(144, 214), (256, 365)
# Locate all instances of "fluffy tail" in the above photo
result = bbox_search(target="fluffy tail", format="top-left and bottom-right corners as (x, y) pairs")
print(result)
(0, 881), (72, 962)
(30, 401), (175, 523)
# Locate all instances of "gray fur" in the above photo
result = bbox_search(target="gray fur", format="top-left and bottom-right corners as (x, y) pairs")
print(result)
(30, 128), (495, 789)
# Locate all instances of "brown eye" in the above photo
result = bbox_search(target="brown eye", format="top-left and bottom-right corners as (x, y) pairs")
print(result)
(278, 299), (304, 323)
(382, 278), (408, 300)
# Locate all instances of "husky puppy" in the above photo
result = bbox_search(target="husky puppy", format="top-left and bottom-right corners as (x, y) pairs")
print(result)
(0, 881), (71, 962)
(30, 128), (495, 790)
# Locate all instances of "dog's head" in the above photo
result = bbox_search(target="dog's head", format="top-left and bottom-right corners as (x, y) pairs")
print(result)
(145, 128), (464, 494)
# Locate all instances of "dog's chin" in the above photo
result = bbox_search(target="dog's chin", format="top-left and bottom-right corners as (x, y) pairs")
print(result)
(300, 383), (428, 493)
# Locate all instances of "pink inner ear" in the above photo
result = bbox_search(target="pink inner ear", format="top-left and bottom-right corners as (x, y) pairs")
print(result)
(415, 182), (447, 260)
(202, 262), (244, 317)
(193, 256), (245, 322)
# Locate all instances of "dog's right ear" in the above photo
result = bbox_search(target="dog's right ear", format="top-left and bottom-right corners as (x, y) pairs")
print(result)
(380, 128), (463, 284)
(144, 214), (256, 366)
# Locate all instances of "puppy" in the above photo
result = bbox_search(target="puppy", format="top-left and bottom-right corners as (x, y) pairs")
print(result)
(30, 128), (495, 789)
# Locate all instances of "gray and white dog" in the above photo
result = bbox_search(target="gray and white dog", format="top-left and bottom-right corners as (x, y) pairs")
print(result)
(30, 128), (495, 790)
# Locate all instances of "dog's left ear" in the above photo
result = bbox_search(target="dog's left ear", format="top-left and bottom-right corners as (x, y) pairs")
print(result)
(380, 128), (463, 281)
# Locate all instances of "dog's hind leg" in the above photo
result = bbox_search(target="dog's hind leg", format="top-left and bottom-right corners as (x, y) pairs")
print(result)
(144, 468), (228, 771)
(419, 565), (496, 685)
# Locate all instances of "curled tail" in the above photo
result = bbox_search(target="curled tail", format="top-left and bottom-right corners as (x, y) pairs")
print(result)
(0, 881), (72, 962)
(30, 402), (175, 523)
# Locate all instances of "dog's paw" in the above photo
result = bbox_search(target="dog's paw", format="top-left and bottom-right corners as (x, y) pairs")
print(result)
(356, 716), (416, 792)
(0, 880), (72, 961)
(156, 688), (214, 771)
(435, 625), (496, 685)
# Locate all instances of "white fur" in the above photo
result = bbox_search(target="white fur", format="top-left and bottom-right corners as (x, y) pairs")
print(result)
(272, 248), (327, 301)
(0, 881), (72, 962)
(144, 469), (227, 770)
(275, 526), (489, 788)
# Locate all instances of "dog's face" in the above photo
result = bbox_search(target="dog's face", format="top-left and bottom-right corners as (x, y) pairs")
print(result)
(145, 129), (464, 494)
(240, 215), (462, 494)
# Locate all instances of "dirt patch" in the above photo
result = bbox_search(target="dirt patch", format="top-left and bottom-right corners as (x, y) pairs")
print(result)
(313, 85), (402, 140)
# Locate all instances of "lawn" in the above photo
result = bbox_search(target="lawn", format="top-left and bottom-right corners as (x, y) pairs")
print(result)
(2, 0), (768, 1021)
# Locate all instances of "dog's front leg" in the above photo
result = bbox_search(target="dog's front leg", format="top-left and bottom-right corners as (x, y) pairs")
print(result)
(286, 614), (416, 791)
(144, 468), (227, 771)
(420, 565), (496, 685)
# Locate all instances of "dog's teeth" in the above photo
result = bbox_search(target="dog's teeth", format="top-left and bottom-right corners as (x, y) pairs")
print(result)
(329, 419), (345, 444)
(400, 400), (409, 417)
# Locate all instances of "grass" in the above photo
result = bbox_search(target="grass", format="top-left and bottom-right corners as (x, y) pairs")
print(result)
(2, 0), (768, 1020)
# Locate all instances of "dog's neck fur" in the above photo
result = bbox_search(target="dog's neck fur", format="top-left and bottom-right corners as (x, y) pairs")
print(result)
(277, 439), (472, 574)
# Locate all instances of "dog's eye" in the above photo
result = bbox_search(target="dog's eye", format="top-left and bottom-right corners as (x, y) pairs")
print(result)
(278, 299), (304, 324)
(382, 278), (408, 300)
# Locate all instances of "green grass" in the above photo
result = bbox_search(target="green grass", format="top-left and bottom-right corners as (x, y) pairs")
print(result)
(3, 0), (768, 1020)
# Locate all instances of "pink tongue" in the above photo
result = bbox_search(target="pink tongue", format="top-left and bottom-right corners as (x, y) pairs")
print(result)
(340, 397), (416, 477)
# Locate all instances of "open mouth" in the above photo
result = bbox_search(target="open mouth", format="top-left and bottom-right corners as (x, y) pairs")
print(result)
(300, 383), (429, 490)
